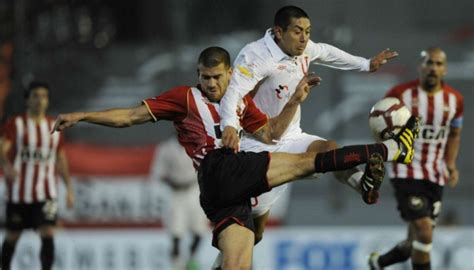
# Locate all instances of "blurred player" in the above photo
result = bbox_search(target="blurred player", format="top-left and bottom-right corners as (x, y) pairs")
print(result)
(213, 6), (399, 265)
(52, 47), (416, 270)
(0, 81), (75, 270)
(368, 48), (463, 270)
(150, 136), (208, 270)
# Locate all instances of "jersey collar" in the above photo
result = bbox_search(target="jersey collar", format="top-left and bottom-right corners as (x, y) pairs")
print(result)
(264, 28), (292, 61)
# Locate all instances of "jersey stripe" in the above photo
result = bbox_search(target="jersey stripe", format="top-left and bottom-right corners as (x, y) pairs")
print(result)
(11, 117), (25, 202)
(190, 88), (220, 166)
(31, 122), (41, 202)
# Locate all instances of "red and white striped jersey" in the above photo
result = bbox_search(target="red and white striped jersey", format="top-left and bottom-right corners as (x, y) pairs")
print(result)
(386, 80), (464, 186)
(143, 85), (268, 168)
(2, 114), (64, 203)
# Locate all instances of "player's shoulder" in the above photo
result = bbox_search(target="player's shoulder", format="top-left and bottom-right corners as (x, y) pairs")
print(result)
(443, 83), (463, 99)
(3, 114), (23, 125)
(238, 38), (272, 62)
(386, 80), (418, 97)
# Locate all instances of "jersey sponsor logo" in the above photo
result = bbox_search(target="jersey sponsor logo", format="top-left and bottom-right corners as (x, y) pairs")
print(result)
(237, 65), (253, 78)
(277, 64), (287, 70)
(21, 148), (53, 163)
(344, 152), (361, 163)
(274, 85), (289, 99)
(419, 125), (449, 142)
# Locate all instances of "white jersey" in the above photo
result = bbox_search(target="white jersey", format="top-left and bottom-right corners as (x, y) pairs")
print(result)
(151, 137), (197, 186)
(220, 28), (370, 134)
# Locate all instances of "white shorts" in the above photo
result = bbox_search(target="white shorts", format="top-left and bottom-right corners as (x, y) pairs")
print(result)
(241, 132), (326, 216)
(165, 184), (208, 237)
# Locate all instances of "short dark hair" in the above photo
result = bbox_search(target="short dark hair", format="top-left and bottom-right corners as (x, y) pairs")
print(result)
(274, 5), (309, 30)
(420, 47), (447, 62)
(198, 46), (231, 68)
(24, 80), (49, 99)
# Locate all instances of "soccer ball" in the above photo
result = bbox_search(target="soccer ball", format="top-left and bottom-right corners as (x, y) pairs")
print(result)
(369, 97), (412, 142)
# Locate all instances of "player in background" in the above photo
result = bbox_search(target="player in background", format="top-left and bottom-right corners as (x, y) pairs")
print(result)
(368, 48), (463, 270)
(214, 6), (399, 265)
(0, 81), (75, 270)
(51, 47), (417, 270)
(150, 136), (208, 270)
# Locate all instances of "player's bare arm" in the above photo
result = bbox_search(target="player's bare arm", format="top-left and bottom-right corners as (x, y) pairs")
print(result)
(0, 139), (17, 183)
(52, 104), (152, 132)
(56, 149), (75, 209)
(251, 74), (321, 143)
(445, 126), (462, 187)
(369, 48), (399, 72)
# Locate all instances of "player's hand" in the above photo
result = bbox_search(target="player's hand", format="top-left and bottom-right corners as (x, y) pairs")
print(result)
(447, 166), (459, 188)
(369, 48), (399, 72)
(66, 188), (75, 209)
(51, 113), (84, 133)
(291, 73), (322, 104)
(221, 126), (239, 152)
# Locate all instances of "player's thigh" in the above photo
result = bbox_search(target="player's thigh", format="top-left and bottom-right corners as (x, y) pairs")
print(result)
(266, 152), (315, 186)
(218, 223), (254, 270)
(252, 210), (270, 244)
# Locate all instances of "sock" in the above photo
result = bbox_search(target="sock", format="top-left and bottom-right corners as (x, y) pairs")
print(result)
(171, 237), (180, 258)
(40, 237), (54, 270)
(412, 262), (431, 270)
(334, 169), (363, 194)
(378, 242), (411, 267)
(1, 240), (17, 270)
(190, 234), (201, 256)
(382, 139), (399, 161)
(314, 144), (387, 173)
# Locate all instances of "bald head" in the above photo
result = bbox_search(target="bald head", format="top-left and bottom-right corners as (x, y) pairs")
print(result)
(419, 47), (447, 92)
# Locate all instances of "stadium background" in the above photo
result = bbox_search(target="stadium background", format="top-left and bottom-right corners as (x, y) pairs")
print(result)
(0, 0), (472, 269)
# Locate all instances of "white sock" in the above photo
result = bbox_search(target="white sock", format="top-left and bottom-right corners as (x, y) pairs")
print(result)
(211, 252), (223, 269)
(382, 139), (398, 161)
(335, 170), (363, 194)
(347, 171), (363, 193)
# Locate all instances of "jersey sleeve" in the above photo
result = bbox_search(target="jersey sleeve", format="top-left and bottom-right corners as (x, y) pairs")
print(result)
(307, 41), (370, 71)
(142, 86), (189, 122)
(1, 117), (16, 142)
(241, 95), (269, 133)
(220, 48), (270, 130)
(451, 92), (464, 128)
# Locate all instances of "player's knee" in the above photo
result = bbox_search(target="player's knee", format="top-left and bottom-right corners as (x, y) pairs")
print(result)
(412, 219), (433, 243)
(38, 226), (55, 238)
(325, 140), (339, 151)
(221, 257), (252, 270)
(307, 140), (338, 153)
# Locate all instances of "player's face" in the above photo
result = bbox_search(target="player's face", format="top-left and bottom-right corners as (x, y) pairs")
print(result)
(419, 51), (447, 89)
(275, 17), (311, 56)
(27, 87), (49, 114)
(198, 63), (232, 102)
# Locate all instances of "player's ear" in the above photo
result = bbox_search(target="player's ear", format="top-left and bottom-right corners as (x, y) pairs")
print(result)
(273, 26), (283, 41)
(227, 67), (233, 76)
(196, 68), (200, 77)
